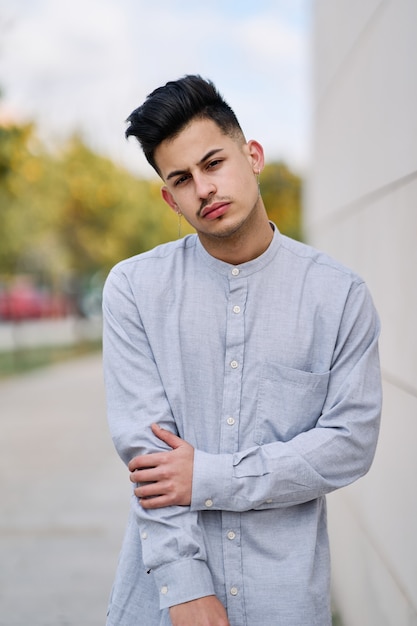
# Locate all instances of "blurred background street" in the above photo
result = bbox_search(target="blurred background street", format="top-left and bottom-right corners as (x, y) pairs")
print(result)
(0, 353), (129, 625)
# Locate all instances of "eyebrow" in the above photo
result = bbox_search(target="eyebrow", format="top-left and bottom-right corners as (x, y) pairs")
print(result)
(166, 148), (224, 181)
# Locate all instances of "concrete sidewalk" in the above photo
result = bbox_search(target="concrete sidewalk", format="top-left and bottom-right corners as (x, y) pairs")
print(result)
(0, 354), (129, 625)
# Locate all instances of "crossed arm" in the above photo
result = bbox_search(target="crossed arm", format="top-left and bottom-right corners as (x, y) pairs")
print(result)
(129, 424), (230, 626)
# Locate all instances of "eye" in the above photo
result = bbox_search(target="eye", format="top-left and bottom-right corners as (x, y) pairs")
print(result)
(207, 159), (222, 170)
(174, 173), (191, 187)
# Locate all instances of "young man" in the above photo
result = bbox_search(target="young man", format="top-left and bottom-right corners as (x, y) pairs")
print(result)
(102, 75), (382, 626)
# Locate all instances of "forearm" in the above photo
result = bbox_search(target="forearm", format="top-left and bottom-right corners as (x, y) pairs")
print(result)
(103, 270), (214, 606)
(191, 416), (378, 513)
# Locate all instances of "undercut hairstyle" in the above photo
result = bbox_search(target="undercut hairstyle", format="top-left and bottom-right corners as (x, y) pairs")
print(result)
(125, 75), (245, 175)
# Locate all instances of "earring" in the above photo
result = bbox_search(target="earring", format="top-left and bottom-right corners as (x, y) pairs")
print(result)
(177, 211), (182, 238)
(255, 170), (261, 196)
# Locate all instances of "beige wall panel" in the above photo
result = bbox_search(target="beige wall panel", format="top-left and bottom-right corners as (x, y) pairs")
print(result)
(329, 489), (416, 626)
(336, 381), (417, 610)
(308, 0), (417, 223)
(314, 0), (384, 100)
(308, 0), (417, 622)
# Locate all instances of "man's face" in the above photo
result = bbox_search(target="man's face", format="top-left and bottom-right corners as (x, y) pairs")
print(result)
(155, 118), (264, 243)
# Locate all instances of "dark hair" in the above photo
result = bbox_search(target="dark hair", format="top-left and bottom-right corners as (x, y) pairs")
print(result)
(125, 75), (244, 174)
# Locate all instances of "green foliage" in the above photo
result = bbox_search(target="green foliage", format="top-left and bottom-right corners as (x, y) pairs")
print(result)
(0, 119), (302, 291)
(261, 161), (303, 241)
(0, 126), (184, 286)
(0, 123), (54, 275)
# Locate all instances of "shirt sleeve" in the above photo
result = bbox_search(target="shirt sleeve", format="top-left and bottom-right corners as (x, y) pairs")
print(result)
(191, 281), (382, 512)
(102, 268), (215, 609)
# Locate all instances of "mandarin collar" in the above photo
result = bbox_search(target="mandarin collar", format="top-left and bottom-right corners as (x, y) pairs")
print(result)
(195, 222), (282, 277)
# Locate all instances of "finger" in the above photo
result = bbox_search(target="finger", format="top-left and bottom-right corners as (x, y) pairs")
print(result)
(128, 453), (161, 472)
(129, 467), (159, 483)
(139, 494), (175, 509)
(151, 423), (183, 449)
(134, 481), (168, 499)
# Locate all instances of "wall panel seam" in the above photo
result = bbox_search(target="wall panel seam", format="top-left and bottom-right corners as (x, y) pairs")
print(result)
(308, 168), (417, 229)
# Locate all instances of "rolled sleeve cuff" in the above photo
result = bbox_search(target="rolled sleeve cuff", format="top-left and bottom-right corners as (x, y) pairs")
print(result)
(153, 558), (215, 609)
(191, 450), (231, 511)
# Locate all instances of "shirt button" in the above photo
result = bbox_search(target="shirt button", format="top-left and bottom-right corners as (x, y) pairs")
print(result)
(205, 499), (213, 508)
(141, 531), (148, 540)
(233, 305), (241, 314)
(230, 360), (238, 369)
(226, 417), (235, 425)
(161, 586), (168, 595)
(231, 268), (240, 276)
(227, 531), (236, 540)
(230, 587), (239, 596)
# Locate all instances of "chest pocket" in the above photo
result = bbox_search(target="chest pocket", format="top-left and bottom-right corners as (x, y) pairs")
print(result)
(254, 362), (330, 444)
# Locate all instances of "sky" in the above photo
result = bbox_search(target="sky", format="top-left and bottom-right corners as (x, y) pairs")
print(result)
(0, 0), (312, 178)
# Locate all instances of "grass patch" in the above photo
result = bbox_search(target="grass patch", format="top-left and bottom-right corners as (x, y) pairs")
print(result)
(0, 340), (102, 378)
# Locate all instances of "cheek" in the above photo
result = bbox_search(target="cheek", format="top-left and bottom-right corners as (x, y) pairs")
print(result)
(233, 168), (257, 197)
(173, 191), (197, 216)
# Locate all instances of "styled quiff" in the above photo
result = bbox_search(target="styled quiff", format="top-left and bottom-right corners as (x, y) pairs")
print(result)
(125, 75), (245, 174)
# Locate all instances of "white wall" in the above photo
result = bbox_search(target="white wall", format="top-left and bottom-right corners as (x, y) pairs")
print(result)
(306, 0), (417, 623)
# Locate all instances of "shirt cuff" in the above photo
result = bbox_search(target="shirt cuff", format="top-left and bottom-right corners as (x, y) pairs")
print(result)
(191, 449), (231, 511)
(152, 557), (215, 609)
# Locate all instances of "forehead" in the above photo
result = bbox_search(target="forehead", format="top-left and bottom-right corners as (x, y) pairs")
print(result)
(155, 118), (238, 179)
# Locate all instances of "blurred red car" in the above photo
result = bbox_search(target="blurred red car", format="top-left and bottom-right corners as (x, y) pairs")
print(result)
(0, 283), (69, 321)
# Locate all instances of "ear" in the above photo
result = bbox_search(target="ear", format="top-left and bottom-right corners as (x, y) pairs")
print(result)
(161, 186), (180, 213)
(246, 140), (265, 174)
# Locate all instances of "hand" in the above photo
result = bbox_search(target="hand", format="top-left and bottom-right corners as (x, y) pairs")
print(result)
(128, 424), (194, 508)
(169, 596), (230, 626)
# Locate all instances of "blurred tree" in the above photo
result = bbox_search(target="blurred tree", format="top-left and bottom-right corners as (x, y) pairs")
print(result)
(54, 135), (193, 278)
(0, 122), (58, 277)
(261, 162), (303, 241)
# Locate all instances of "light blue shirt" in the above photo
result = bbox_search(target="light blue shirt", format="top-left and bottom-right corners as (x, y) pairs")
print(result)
(103, 225), (382, 626)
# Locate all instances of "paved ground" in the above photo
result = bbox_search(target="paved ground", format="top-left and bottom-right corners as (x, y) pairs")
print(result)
(0, 354), (130, 625)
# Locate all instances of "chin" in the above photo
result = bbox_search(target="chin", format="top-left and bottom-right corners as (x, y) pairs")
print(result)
(208, 217), (248, 239)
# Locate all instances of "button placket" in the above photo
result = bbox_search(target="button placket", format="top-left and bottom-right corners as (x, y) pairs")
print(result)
(220, 274), (246, 457)
(219, 275), (246, 621)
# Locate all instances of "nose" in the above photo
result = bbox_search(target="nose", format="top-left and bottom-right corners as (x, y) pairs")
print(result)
(194, 172), (216, 199)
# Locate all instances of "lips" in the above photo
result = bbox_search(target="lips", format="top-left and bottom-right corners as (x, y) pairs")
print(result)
(201, 202), (230, 220)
